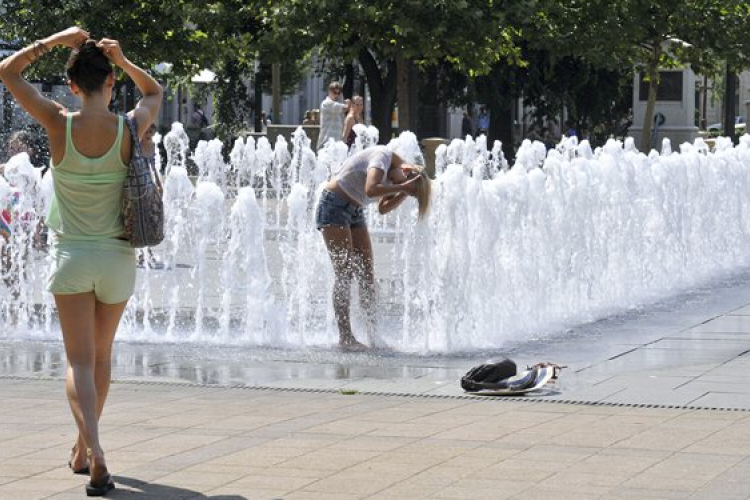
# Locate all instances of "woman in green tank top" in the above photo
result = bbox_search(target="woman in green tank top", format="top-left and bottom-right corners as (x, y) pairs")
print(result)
(0, 27), (163, 496)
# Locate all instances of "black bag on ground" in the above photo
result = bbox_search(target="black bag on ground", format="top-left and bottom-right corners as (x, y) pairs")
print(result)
(461, 358), (517, 392)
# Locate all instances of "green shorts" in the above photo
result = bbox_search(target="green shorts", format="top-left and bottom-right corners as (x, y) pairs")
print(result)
(47, 237), (136, 304)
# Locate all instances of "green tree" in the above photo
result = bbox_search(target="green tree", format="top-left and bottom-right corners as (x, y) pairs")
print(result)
(265, 0), (521, 142)
(685, 2), (750, 140)
(1, 0), (207, 84)
(179, 0), (312, 136)
(555, 0), (750, 149)
(0, 0), (300, 138)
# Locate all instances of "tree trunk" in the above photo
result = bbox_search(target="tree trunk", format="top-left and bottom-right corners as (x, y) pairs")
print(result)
(724, 64), (737, 143)
(271, 63), (281, 124)
(254, 69), (263, 133)
(489, 98), (514, 163)
(418, 66), (446, 138)
(641, 44), (661, 152)
(343, 63), (355, 99)
(396, 54), (418, 133)
(358, 70), (367, 118)
(359, 48), (397, 143)
(700, 75), (708, 130)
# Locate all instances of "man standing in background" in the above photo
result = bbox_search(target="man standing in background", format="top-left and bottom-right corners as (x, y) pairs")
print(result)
(317, 81), (350, 150)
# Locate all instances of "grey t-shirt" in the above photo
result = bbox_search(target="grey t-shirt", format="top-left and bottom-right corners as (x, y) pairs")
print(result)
(335, 147), (392, 205)
(317, 97), (346, 149)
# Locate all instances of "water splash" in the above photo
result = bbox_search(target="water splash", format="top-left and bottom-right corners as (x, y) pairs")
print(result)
(5, 127), (750, 353)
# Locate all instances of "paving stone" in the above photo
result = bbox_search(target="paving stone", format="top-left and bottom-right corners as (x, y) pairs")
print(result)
(7, 285), (750, 498)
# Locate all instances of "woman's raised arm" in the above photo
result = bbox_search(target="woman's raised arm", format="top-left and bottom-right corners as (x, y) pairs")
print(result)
(0, 27), (89, 128)
(97, 38), (163, 137)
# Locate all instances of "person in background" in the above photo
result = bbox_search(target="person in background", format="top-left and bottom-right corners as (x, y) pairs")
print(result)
(342, 95), (364, 148)
(311, 108), (320, 125)
(526, 124), (543, 143)
(0, 153), (22, 294)
(191, 104), (209, 129)
(316, 146), (431, 350)
(0, 27), (163, 496)
(0, 154), (42, 302)
(2, 130), (50, 250)
(565, 121), (577, 137)
(7, 130), (35, 159)
(461, 111), (473, 138)
(302, 110), (314, 125)
(477, 106), (489, 136)
(316, 81), (350, 150)
(261, 111), (270, 134)
(545, 118), (561, 142)
(1, 130), (36, 175)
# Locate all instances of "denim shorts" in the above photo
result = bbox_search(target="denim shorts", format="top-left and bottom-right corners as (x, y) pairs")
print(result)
(315, 189), (366, 230)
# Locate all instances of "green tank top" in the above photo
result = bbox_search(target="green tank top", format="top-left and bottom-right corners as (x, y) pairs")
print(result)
(47, 114), (128, 240)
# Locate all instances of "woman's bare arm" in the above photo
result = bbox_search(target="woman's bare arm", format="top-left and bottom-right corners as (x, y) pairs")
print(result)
(378, 192), (409, 214)
(0, 28), (89, 129)
(364, 167), (419, 198)
(97, 39), (163, 137)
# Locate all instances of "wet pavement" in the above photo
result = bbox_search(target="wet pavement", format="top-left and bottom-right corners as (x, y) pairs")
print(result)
(5, 268), (750, 411)
(4, 273), (750, 499)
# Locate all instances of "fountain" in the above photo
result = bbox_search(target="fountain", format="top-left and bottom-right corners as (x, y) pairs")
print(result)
(4, 126), (750, 353)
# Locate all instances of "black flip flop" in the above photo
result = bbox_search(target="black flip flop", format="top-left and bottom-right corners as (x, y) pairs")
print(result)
(86, 474), (115, 497)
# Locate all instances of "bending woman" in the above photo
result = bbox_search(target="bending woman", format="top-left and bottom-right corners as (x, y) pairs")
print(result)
(0, 27), (163, 496)
(316, 145), (430, 350)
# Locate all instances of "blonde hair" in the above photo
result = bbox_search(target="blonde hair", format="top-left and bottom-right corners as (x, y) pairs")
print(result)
(412, 166), (432, 220)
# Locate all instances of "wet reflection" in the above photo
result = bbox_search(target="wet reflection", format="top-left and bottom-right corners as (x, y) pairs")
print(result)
(0, 340), (474, 387)
(4, 267), (750, 395)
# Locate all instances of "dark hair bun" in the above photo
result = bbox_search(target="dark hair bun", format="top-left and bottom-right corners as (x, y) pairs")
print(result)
(65, 39), (113, 95)
(77, 40), (103, 60)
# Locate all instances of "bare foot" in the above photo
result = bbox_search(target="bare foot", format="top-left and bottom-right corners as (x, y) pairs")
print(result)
(68, 444), (88, 474)
(87, 448), (109, 484)
(339, 337), (369, 352)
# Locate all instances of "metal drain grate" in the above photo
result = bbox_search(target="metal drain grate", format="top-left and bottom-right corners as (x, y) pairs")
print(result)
(1, 374), (747, 412)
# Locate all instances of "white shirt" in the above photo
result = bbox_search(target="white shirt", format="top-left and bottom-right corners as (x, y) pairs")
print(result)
(335, 146), (392, 206)
(317, 97), (346, 149)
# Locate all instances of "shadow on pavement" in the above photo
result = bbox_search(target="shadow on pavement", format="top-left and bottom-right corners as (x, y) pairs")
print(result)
(110, 476), (250, 500)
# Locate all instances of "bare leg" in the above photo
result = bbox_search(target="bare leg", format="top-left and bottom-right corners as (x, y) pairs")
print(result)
(321, 225), (367, 350)
(70, 299), (128, 471)
(55, 293), (109, 484)
(350, 226), (377, 341)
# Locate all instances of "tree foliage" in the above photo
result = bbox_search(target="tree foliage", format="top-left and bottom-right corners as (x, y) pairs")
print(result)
(6, 1), (750, 149)
(552, 0), (750, 148)
(263, 0), (522, 142)
(0, 0), (276, 136)
(1, 0), (207, 83)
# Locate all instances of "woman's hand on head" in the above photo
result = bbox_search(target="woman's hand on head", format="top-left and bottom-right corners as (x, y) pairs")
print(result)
(96, 38), (126, 66)
(52, 27), (89, 49)
(398, 174), (421, 196)
(402, 164), (421, 176)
